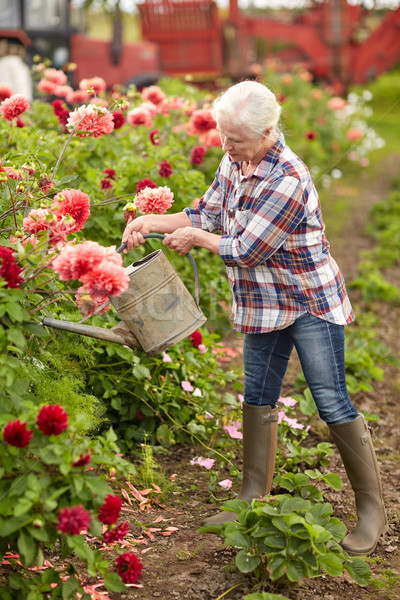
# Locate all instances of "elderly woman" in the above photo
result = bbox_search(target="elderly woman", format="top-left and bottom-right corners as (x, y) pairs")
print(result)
(122, 80), (387, 556)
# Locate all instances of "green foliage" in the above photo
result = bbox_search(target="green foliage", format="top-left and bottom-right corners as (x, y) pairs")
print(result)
(199, 495), (370, 588)
(0, 402), (134, 597)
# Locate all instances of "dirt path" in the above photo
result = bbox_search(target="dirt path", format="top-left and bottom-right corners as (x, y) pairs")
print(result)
(111, 155), (400, 600)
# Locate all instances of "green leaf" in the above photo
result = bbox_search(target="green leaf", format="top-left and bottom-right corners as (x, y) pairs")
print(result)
(306, 503), (333, 525)
(235, 549), (261, 573)
(224, 530), (252, 549)
(318, 552), (343, 576)
(17, 529), (37, 567)
(197, 523), (223, 535)
(0, 515), (32, 536)
(285, 557), (308, 582)
(220, 499), (248, 513)
(103, 571), (126, 592)
(344, 556), (371, 586)
(244, 593), (291, 600)
(321, 473), (343, 490)
(62, 574), (83, 600)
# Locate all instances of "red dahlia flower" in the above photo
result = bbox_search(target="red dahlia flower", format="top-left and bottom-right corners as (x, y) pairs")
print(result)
(37, 404), (68, 436)
(189, 109), (216, 135)
(98, 494), (122, 525)
(72, 450), (92, 467)
(190, 330), (203, 348)
(101, 178), (113, 190)
(190, 145), (206, 165)
(112, 111), (125, 129)
(136, 178), (157, 193)
(158, 159), (173, 178)
(0, 246), (23, 289)
(149, 129), (160, 145)
(57, 505), (91, 535)
(103, 521), (129, 543)
(115, 551), (143, 584)
(3, 420), (33, 448)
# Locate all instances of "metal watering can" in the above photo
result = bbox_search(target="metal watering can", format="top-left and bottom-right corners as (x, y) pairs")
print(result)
(42, 234), (207, 356)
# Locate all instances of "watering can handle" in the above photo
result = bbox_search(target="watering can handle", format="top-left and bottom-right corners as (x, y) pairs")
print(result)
(116, 233), (201, 306)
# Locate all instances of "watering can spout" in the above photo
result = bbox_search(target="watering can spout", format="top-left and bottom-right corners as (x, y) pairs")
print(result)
(41, 318), (141, 350)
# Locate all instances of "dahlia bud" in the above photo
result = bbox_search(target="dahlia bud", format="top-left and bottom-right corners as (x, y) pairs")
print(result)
(123, 202), (137, 223)
(33, 519), (44, 529)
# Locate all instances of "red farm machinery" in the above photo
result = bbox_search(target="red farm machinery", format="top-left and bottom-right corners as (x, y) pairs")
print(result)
(1, 0), (400, 92)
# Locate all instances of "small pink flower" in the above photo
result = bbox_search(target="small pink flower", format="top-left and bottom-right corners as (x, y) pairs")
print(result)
(223, 421), (243, 440)
(126, 106), (153, 127)
(162, 351), (172, 363)
(0, 94), (30, 121)
(346, 128), (363, 141)
(198, 344), (208, 354)
(66, 89), (90, 105)
(23, 208), (57, 234)
(134, 186), (174, 215)
(278, 396), (298, 407)
(181, 381), (194, 392)
(219, 479), (233, 490)
(3, 167), (24, 180)
(199, 128), (222, 148)
(37, 79), (58, 95)
(190, 456), (215, 470)
(327, 96), (347, 111)
(67, 104), (114, 138)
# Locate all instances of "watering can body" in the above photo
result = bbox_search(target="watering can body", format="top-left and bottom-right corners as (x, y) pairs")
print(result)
(42, 235), (207, 356)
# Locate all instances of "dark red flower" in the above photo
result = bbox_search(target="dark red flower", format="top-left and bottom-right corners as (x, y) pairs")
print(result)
(149, 129), (160, 145)
(115, 551), (143, 584)
(0, 246), (23, 289)
(103, 169), (116, 179)
(72, 451), (92, 467)
(112, 111), (125, 129)
(305, 130), (317, 140)
(98, 494), (122, 525)
(136, 178), (157, 193)
(3, 419), (33, 448)
(190, 145), (206, 165)
(158, 159), (173, 178)
(15, 119), (25, 128)
(51, 99), (69, 128)
(57, 505), (91, 535)
(190, 330), (203, 348)
(37, 404), (68, 436)
(103, 521), (129, 544)
(277, 93), (286, 103)
(101, 178), (113, 190)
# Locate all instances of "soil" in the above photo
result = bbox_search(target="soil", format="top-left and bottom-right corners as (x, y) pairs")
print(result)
(4, 155), (400, 600)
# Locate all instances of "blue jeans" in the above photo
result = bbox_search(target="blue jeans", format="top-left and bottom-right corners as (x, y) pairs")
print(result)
(242, 313), (358, 424)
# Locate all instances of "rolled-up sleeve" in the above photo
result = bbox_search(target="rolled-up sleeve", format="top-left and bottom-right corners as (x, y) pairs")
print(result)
(184, 172), (223, 233)
(219, 176), (305, 267)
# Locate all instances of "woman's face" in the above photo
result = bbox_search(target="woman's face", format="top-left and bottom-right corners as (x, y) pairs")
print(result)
(217, 119), (266, 163)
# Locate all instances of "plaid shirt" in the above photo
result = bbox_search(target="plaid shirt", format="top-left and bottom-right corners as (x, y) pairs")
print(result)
(184, 134), (355, 333)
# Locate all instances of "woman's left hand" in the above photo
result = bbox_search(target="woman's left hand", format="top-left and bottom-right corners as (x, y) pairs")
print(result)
(163, 227), (196, 256)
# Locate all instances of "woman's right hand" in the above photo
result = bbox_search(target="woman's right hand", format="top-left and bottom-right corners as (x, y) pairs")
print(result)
(122, 216), (151, 251)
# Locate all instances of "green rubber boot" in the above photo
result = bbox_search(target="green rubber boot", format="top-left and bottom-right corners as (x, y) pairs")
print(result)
(328, 414), (388, 556)
(202, 404), (279, 525)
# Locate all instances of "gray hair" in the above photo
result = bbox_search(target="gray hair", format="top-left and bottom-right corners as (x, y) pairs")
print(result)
(211, 80), (281, 139)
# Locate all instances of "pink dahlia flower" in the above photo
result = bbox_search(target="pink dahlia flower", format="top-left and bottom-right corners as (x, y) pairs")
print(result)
(189, 109), (216, 135)
(3, 419), (33, 448)
(126, 106), (153, 127)
(115, 552), (143, 584)
(80, 260), (129, 298)
(67, 104), (114, 138)
(52, 241), (106, 281)
(0, 83), (13, 102)
(134, 186), (174, 215)
(76, 291), (110, 318)
(79, 76), (107, 95)
(327, 96), (347, 111)
(346, 127), (363, 141)
(98, 494), (122, 525)
(37, 79), (58, 96)
(44, 68), (68, 86)
(57, 505), (91, 535)
(199, 128), (222, 148)
(0, 94), (30, 121)
(3, 166), (24, 180)
(37, 404), (68, 435)
(141, 85), (166, 106)
(23, 208), (57, 234)
(51, 188), (91, 232)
